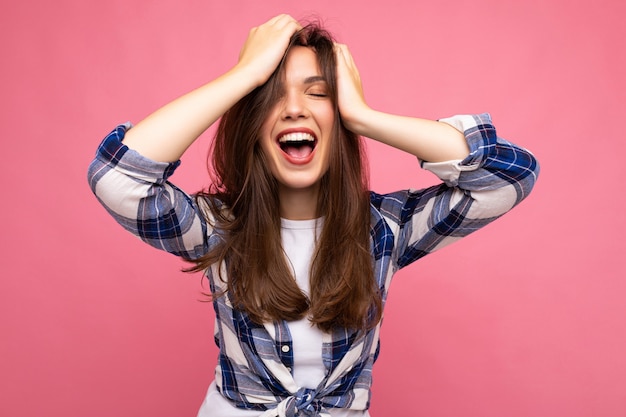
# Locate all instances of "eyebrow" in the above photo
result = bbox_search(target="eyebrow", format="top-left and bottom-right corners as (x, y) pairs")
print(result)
(303, 76), (327, 84)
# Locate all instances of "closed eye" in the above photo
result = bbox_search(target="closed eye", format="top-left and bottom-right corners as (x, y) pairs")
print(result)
(306, 86), (328, 98)
(304, 77), (329, 98)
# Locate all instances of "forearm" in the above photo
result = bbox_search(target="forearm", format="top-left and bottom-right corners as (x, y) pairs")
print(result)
(346, 108), (470, 162)
(122, 65), (258, 162)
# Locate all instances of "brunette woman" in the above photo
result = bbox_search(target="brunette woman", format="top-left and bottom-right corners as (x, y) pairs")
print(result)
(88, 14), (538, 417)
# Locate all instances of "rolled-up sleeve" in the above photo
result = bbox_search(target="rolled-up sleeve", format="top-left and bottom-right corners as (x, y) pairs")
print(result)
(87, 124), (209, 260)
(371, 113), (540, 269)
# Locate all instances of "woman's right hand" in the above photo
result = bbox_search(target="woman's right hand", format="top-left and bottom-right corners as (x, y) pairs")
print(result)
(235, 14), (302, 87)
(120, 15), (301, 163)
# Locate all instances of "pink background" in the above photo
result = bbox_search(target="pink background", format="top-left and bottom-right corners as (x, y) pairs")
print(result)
(2, 0), (625, 416)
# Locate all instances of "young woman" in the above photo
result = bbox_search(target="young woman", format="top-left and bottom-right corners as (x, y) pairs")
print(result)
(88, 14), (538, 417)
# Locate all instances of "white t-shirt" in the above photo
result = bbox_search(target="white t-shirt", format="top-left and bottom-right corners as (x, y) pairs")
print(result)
(197, 218), (368, 416)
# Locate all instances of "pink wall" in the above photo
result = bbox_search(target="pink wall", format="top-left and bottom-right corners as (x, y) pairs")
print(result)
(1, 0), (625, 416)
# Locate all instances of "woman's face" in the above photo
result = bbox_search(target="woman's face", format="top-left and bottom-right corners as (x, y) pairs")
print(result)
(259, 46), (335, 204)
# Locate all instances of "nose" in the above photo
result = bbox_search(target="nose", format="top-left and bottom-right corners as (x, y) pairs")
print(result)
(280, 91), (308, 120)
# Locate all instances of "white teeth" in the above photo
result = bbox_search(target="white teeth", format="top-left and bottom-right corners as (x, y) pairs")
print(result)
(278, 132), (315, 143)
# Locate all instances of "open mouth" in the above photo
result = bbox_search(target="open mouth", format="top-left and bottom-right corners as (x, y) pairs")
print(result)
(278, 131), (317, 160)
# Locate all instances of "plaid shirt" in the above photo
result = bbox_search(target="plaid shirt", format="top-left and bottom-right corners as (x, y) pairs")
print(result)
(88, 114), (538, 416)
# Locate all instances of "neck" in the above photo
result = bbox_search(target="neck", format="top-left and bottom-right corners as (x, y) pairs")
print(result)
(278, 184), (320, 220)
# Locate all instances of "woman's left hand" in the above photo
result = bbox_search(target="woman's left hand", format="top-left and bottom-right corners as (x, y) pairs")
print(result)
(334, 43), (469, 161)
(335, 43), (372, 135)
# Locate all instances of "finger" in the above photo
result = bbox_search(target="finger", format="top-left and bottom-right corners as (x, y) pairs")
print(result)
(267, 13), (291, 25)
(268, 14), (300, 31)
(335, 44), (356, 69)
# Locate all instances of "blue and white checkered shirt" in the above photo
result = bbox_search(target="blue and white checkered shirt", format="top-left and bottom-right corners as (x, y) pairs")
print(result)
(88, 113), (538, 416)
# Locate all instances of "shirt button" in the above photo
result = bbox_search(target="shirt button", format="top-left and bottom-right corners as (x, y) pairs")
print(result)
(281, 345), (290, 353)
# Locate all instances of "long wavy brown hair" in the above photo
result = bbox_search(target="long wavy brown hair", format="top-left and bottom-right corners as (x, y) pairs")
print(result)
(187, 24), (382, 332)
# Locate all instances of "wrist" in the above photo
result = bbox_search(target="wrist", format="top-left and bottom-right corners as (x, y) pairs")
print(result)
(228, 63), (266, 93)
(340, 106), (376, 137)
